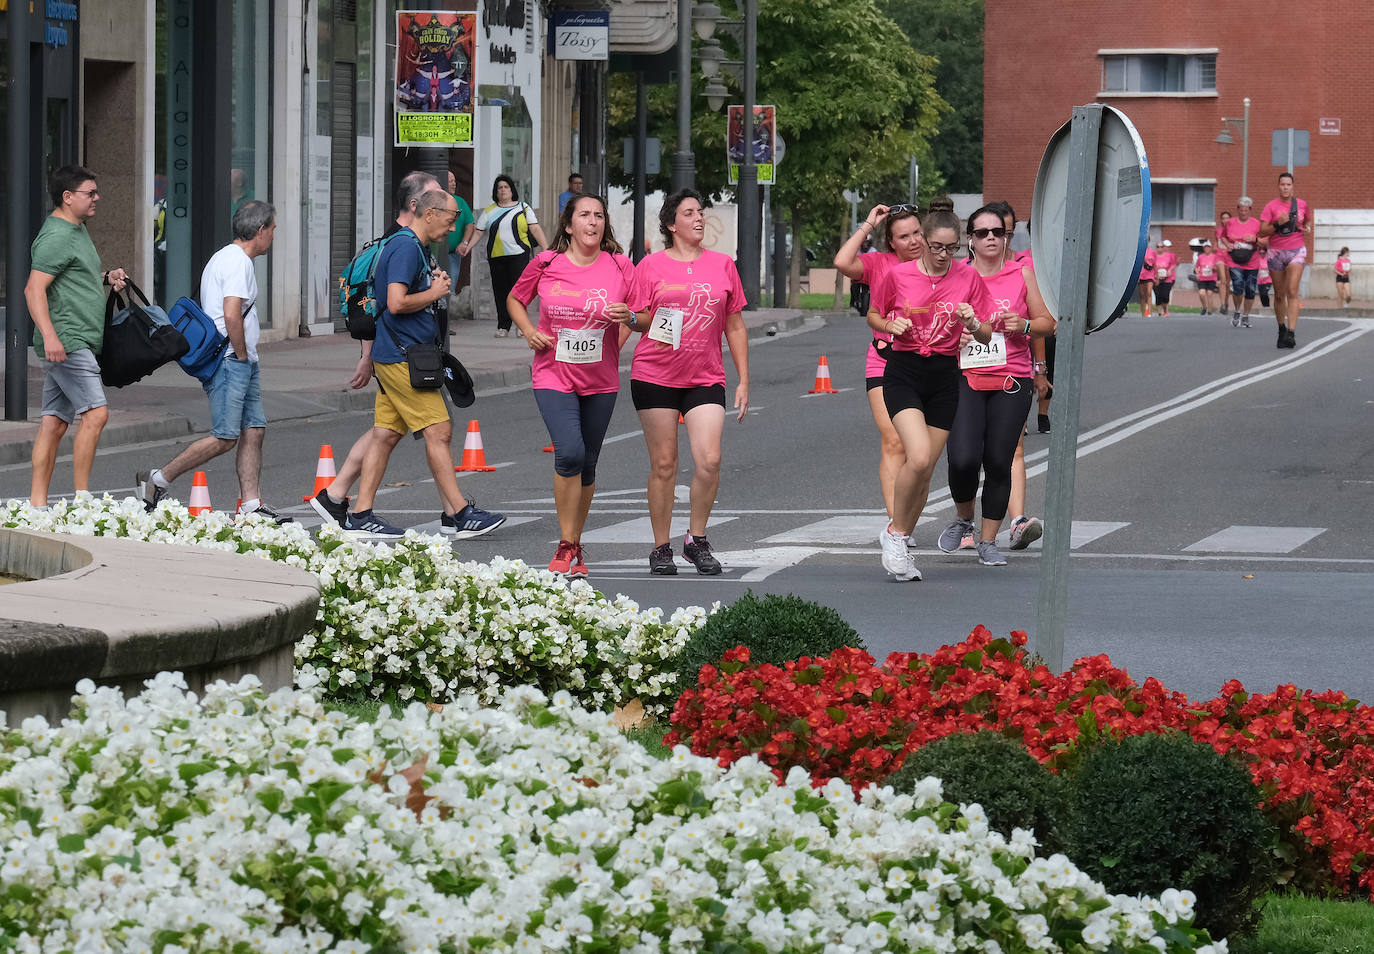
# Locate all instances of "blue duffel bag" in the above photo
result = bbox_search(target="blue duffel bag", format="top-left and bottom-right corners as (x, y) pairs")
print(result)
(168, 297), (230, 382)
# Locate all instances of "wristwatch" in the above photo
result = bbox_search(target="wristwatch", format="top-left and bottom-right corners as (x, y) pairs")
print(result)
(1033, 361), (1049, 374)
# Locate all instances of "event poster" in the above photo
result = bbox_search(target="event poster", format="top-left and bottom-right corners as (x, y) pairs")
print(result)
(395, 10), (477, 147)
(727, 105), (776, 185)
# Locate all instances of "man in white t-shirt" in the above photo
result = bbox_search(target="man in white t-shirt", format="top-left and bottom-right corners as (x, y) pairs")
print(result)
(137, 200), (290, 522)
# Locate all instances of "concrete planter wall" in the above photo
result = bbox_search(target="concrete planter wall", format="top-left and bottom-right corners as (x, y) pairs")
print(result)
(0, 529), (320, 723)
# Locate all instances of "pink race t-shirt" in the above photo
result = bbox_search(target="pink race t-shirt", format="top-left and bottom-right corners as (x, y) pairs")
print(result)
(1214, 225), (1233, 268)
(627, 249), (746, 387)
(1222, 216), (1264, 271)
(871, 257), (996, 357)
(1152, 251), (1178, 283)
(964, 258), (1033, 386)
(1139, 247), (1156, 281)
(510, 249), (635, 394)
(1336, 256), (1352, 276)
(1260, 197), (1311, 251)
(858, 251), (903, 377)
(1194, 253), (1220, 281)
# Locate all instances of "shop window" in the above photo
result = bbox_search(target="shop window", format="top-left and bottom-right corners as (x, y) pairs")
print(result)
(1101, 53), (1216, 94)
(1151, 183), (1214, 224)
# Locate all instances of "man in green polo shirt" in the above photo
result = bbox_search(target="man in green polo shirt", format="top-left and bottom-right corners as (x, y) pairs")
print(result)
(25, 165), (129, 507)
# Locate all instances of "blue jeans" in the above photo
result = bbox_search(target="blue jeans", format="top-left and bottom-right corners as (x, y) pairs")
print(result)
(204, 357), (267, 438)
(1229, 267), (1259, 301)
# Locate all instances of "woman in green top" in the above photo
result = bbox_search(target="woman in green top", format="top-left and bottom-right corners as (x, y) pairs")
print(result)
(466, 174), (548, 337)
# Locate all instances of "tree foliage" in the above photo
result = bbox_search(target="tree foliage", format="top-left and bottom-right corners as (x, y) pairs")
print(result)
(882, 0), (984, 194)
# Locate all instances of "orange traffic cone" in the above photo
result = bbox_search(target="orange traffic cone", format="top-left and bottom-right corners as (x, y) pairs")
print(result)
(303, 444), (338, 501)
(808, 355), (839, 394)
(188, 471), (212, 515)
(455, 419), (497, 472)
(542, 443), (554, 453)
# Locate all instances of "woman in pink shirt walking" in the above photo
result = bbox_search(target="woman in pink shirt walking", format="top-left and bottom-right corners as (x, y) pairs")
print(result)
(508, 194), (635, 576)
(1259, 172), (1312, 349)
(1335, 246), (1352, 308)
(627, 189), (749, 576)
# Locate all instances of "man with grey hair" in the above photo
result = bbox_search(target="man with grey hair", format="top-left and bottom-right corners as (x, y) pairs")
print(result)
(138, 199), (291, 522)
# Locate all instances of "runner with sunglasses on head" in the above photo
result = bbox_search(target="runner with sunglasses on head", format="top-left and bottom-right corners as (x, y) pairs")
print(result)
(938, 205), (1056, 567)
(867, 209), (996, 581)
(507, 193), (635, 576)
(834, 203), (925, 538)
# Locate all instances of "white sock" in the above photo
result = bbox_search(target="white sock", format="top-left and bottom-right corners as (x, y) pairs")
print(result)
(150, 469), (170, 489)
(240, 497), (261, 513)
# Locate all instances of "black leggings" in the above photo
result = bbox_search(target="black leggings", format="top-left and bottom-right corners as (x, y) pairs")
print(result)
(533, 389), (618, 486)
(946, 377), (1034, 523)
(489, 254), (530, 331)
(1153, 281), (1174, 306)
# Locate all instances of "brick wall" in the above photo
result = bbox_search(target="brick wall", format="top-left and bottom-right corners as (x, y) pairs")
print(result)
(984, 1), (1373, 267)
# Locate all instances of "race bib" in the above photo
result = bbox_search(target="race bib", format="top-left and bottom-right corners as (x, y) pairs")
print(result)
(647, 306), (683, 349)
(1155, 268), (1168, 280)
(960, 332), (1007, 370)
(556, 327), (603, 364)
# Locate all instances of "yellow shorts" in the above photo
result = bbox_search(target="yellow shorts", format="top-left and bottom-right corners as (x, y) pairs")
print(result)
(373, 361), (450, 435)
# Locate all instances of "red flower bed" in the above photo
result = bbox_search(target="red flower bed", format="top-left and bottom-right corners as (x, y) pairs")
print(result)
(666, 625), (1374, 899)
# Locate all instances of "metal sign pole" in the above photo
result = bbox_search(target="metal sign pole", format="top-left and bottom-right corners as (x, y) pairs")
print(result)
(1035, 105), (1102, 673)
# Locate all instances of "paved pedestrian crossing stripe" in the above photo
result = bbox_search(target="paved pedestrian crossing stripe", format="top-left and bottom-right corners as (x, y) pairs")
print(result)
(1183, 525), (1325, 554)
(579, 514), (739, 544)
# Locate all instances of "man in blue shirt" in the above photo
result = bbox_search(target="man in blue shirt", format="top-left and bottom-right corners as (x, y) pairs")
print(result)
(557, 172), (583, 214)
(343, 188), (505, 540)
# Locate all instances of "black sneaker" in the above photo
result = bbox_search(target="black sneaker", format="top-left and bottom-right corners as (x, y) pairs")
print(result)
(343, 509), (405, 540)
(136, 469), (167, 513)
(682, 535), (722, 575)
(1037, 414), (1051, 434)
(309, 489), (349, 528)
(1277, 325), (1287, 349)
(1283, 327), (1296, 349)
(447, 501), (506, 539)
(247, 503), (294, 525)
(648, 542), (678, 575)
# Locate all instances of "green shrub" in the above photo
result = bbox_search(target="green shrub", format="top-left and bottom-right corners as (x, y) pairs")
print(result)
(887, 731), (1067, 854)
(674, 591), (864, 694)
(1063, 732), (1275, 940)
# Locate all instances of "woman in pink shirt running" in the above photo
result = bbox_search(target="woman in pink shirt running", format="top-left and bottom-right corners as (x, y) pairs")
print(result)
(508, 194), (635, 576)
(833, 203), (925, 540)
(866, 209), (996, 582)
(1335, 246), (1352, 308)
(1259, 172), (1312, 349)
(627, 189), (749, 576)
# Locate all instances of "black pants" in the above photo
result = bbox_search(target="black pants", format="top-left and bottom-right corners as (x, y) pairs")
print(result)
(1153, 281), (1174, 306)
(489, 253), (530, 331)
(946, 376), (1034, 522)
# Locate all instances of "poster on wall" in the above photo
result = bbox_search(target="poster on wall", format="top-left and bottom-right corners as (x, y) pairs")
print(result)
(727, 105), (776, 185)
(395, 10), (477, 147)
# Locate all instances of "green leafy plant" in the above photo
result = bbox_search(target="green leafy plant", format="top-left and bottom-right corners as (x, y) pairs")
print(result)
(673, 590), (864, 696)
(1062, 732), (1275, 940)
(888, 730), (1067, 854)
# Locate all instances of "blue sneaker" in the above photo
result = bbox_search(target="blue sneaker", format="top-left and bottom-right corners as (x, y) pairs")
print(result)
(343, 509), (405, 540)
(445, 501), (506, 539)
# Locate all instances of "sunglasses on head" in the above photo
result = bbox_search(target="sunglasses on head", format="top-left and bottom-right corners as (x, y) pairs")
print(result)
(886, 203), (919, 216)
(970, 226), (1007, 239)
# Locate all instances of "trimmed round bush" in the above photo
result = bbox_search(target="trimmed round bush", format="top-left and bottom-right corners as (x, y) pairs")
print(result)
(1063, 731), (1275, 940)
(674, 590), (864, 693)
(887, 730), (1066, 854)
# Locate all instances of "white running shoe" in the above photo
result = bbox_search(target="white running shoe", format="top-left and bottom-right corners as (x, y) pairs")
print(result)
(880, 527), (921, 581)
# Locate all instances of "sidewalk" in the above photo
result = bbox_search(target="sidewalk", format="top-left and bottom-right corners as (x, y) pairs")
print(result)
(0, 306), (810, 466)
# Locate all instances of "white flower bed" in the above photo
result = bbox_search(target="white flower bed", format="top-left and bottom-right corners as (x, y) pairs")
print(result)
(0, 675), (1223, 953)
(0, 495), (703, 713)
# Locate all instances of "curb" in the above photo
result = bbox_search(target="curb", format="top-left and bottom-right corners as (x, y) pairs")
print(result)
(0, 415), (194, 467)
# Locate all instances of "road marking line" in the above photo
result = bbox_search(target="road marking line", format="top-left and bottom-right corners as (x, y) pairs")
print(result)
(1183, 525), (1326, 554)
(579, 514), (740, 544)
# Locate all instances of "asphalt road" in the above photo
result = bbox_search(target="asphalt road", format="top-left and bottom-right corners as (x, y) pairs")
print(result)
(7, 311), (1372, 703)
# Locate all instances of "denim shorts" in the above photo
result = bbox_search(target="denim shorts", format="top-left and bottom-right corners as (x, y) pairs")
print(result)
(204, 356), (267, 438)
(39, 348), (107, 423)
(1229, 267), (1260, 300)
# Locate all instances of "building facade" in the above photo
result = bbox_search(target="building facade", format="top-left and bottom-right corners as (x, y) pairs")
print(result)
(984, 0), (1373, 297)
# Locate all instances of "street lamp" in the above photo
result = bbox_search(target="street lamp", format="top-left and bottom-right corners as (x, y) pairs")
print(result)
(703, 78), (729, 112)
(698, 38), (724, 78)
(1215, 97), (1251, 202)
(692, 2), (721, 39)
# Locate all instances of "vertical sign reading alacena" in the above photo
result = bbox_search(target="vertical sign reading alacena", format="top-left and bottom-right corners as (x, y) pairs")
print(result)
(165, 0), (194, 303)
(395, 9), (478, 147)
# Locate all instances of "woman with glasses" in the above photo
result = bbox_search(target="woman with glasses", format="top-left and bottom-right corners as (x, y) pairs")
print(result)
(626, 189), (749, 576)
(834, 203), (925, 538)
(936, 205), (1056, 567)
(507, 194), (635, 576)
(867, 209), (996, 581)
